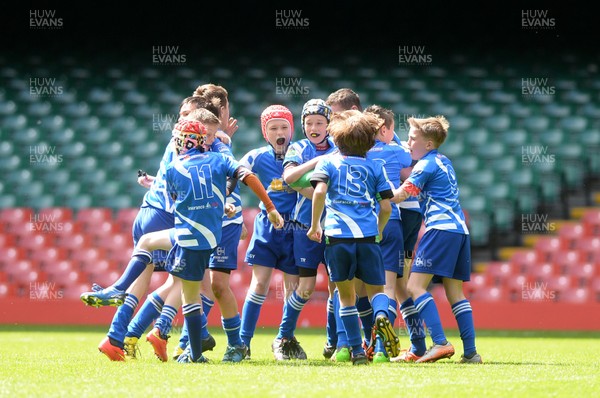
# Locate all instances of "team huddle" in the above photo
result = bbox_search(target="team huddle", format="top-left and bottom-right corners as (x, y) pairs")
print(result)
(80, 85), (482, 365)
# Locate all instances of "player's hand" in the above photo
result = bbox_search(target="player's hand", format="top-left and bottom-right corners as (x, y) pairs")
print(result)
(307, 225), (322, 242)
(223, 117), (239, 138)
(267, 210), (284, 229)
(240, 222), (249, 240)
(224, 203), (236, 218)
(216, 130), (231, 146)
(138, 174), (155, 188)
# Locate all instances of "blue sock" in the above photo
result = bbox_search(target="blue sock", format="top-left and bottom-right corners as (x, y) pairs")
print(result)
(339, 306), (364, 355)
(388, 298), (398, 326)
(277, 291), (308, 339)
(452, 299), (477, 356)
(370, 292), (389, 318)
(240, 290), (266, 347)
(334, 290), (348, 348)
(200, 311), (209, 339)
(414, 292), (447, 346)
(222, 314), (243, 347)
(178, 322), (189, 349)
(400, 297), (427, 355)
(182, 303), (203, 362)
(154, 305), (177, 337)
(107, 294), (138, 343)
(201, 294), (215, 317)
(127, 292), (164, 338)
(356, 296), (373, 344)
(326, 296), (337, 347)
(113, 250), (152, 291)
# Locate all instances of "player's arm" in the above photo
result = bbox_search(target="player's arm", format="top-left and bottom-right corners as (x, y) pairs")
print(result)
(392, 180), (419, 203)
(307, 181), (327, 242)
(233, 166), (283, 229)
(377, 188), (394, 239)
(137, 169), (155, 189)
(283, 156), (322, 185)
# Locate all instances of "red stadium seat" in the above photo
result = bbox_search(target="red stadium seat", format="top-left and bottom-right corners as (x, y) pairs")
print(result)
(528, 263), (560, 282)
(76, 208), (114, 231)
(115, 208), (139, 234)
(44, 259), (74, 279)
(0, 247), (25, 271)
(470, 286), (506, 302)
(80, 258), (113, 275)
(97, 231), (130, 250)
(582, 208), (600, 236)
(552, 250), (582, 273)
(575, 236), (600, 263)
(61, 283), (92, 300)
(71, 247), (106, 269)
(464, 273), (491, 299)
(558, 287), (591, 303)
(17, 233), (53, 253)
(0, 233), (15, 248)
(557, 222), (585, 249)
(55, 232), (91, 251)
(509, 249), (539, 273)
(88, 220), (118, 241)
(36, 207), (74, 223)
(484, 261), (513, 286)
(229, 270), (251, 300)
(533, 236), (563, 263)
(7, 260), (41, 285)
(0, 282), (14, 298)
(0, 207), (34, 232)
(31, 247), (68, 268)
(568, 263), (597, 286)
(87, 269), (121, 287)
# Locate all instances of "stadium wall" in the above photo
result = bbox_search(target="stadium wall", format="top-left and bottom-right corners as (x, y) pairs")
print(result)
(2, 297), (599, 331)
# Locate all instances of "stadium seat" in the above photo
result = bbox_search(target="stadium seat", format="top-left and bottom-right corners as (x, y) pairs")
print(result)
(36, 207), (74, 222)
(558, 287), (591, 304)
(470, 286), (505, 302)
(575, 237), (600, 263)
(484, 261), (513, 286)
(581, 209), (600, 236)
(61, 283), (91, 300)
(567, 263), (597, 287)
(510, 250), (539, 273)
(552, 250), (582, 274)
(528, 263), (560, 282)
(80, 258), (113, 275)
(533, 236), (563, 263)
(76, 208), (113, 230)
(557, 222), (585, 249)
(5, 259), (38, 285)
(0, 207), (34, 231)
(70, 247), (107, 270)
(86, 269), (121, 287)
(115, 208), (139, 233)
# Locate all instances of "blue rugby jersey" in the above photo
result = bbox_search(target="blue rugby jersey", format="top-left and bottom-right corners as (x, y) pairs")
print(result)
(312, 154), (394, 239)
(283, 137), (337, 226)
(165, 147), (241, 250)
(142, 139), (177, 213)
(397, 141), (421, 213)
(367, 140), (413, 221)
(404, 150), (469, 234)
(239, 145), (296, 216)
(210, 138), (243, 227)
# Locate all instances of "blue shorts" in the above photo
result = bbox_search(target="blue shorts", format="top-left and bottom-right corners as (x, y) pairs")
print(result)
(400, 208), (423, 257)
(132, 205), (174, 271)
(380, 219), (404, 276)
(412, 229), (471, 282)
(292, 221), (325, 269)
(324, 239), (385, 286)
(209, 223), (242, 270)
(245, 212), (298, 275)
(166, 244), (212, 281)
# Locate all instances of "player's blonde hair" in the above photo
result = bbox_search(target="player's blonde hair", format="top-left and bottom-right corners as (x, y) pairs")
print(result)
(186, 108), (221, 127)
(408, 115), (450, 147)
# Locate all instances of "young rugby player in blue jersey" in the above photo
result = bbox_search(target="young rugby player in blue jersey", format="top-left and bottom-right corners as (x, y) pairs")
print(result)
(273, 99), (336, 360)
(80, 96), (205, 361)
(392, 116), (482, 364)
(363, 105), (427, 363)
(307, 110), (400, 365)
(238, 105), (301, 359)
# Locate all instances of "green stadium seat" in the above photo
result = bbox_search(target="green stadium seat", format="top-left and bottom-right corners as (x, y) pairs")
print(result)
(581, 103), (600, 118)
(561, 90), (590, 105)
(87, 87), (113, 104)
(476, 141), (507, 160)
(97, 101), (125, 118)
(505, 102), (532, 118)
(500, 128), (528, 150)
(440, 140), (464, 159)
(483, 114), (511, 132)
(466, 169), (496, 189)
(538, 128), (566, 148)
(543, 103), (570, 118)
(65, 194), (93, 210)
(0, 155), (20, 171)
(0, 195), (16, 208)
(27, 101), (52, 117)
(492, 155), (518, 175)
(62, 102), (91, 118)
(72, 116), (101, 132)
(452, 155), (479, 175)
(464, 127), (489, 148)
(446, 114), (472, 132)
(83, 127), (111, 146)
(523, 115), (549, 133)
(464, 103), (495, 118)
(95, 141), (123, 158)
(559, 115), (587, 134)
(2, 114), (27, 130)
(0, 100), (17, 115)
(0, 141), (12, 158)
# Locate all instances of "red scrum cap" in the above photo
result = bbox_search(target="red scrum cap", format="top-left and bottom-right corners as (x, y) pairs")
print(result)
(260, 105), (294, 142)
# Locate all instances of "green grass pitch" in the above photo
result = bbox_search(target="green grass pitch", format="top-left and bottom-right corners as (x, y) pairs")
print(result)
(1, 325), (599, 397)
